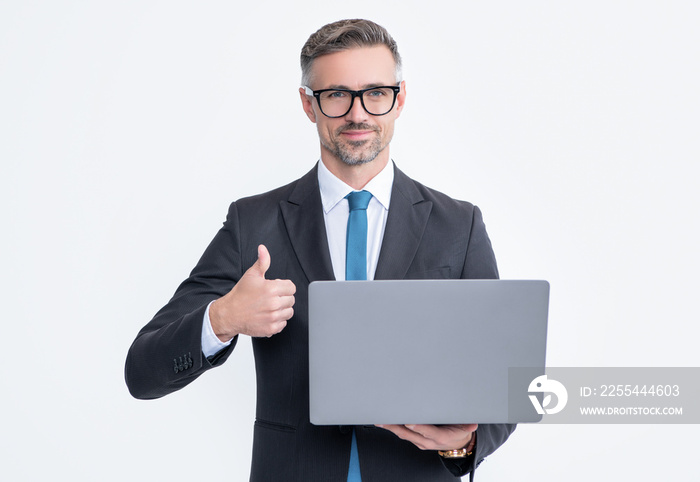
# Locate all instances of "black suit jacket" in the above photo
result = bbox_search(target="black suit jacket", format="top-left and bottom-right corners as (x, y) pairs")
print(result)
(125, 163), (516, 481)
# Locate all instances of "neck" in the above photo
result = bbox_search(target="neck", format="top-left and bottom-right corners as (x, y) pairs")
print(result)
(320, 149), (390, 190)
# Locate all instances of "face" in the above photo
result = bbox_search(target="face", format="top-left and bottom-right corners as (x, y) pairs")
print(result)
(300, 46), (406, 168)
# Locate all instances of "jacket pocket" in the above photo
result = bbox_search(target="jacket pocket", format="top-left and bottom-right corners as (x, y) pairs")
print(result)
(251, 419), (298, 481)
(254, 418), (297, 433)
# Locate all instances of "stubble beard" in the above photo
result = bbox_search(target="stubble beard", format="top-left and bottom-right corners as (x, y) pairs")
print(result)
(321, 124), (389, 166)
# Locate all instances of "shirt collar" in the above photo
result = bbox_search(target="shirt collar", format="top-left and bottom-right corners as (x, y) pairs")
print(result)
(317, 159), (394, 214)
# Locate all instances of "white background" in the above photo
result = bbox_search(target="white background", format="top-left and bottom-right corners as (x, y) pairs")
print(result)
(2, 1), (698, 480)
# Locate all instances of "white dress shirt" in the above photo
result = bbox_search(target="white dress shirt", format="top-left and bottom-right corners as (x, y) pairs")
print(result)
(317, 158), (393, 282)
(201, 160), (394, 357)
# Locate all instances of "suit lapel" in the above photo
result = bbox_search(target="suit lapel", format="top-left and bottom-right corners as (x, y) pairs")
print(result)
(374, 165), (433, 280)
(280, 164), (335, 283)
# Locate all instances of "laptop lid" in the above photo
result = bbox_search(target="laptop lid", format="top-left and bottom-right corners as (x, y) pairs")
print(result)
(308, 279), (549, 425)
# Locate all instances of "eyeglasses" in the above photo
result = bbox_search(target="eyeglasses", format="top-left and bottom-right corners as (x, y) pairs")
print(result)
(303, 85), (401, 118)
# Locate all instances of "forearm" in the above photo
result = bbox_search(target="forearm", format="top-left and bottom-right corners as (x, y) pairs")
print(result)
(125, 202), (244, 399)
(440, 423), (516, 478)
(125, 302), (236, 399)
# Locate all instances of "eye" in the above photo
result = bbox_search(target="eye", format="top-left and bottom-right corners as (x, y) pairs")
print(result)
(325, 90), (348, 99)
(366, 89), (387, 97)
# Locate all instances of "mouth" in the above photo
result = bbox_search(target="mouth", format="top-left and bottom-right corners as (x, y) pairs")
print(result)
(340, 126), (376, 141)
(340, 129), (376, 141)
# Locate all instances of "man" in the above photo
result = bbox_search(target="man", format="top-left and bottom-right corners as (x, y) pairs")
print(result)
(126, 19), (515, 481)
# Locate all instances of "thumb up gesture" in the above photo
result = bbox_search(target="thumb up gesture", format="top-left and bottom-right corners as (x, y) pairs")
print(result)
(210, 245), (296, 341)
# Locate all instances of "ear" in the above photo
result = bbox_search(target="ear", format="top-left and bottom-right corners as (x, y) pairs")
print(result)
(299, 87), (317, 123)
(394, 80), (407, 118)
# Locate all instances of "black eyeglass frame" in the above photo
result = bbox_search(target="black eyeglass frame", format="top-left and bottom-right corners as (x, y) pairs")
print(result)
(303, 85), (401, 118)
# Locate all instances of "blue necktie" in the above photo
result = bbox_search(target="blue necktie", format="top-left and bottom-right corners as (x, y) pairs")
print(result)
(345, 190), (372, 281)
(345, 190), (372, 482)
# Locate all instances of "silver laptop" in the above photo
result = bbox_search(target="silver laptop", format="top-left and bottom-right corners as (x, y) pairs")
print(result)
(308, 279), (549, 425)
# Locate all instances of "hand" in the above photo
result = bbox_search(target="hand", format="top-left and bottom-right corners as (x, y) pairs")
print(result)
(375, 424), (478, 451)
(209, 244), (296, 341)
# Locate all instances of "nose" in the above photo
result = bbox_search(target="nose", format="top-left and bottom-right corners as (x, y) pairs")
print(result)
(344, 94), (369, 123)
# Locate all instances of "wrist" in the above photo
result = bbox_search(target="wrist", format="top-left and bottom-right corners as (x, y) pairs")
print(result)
(438, 432), (476, 459)
(210, 299), (237, 342)
(464, 431), (476, 452)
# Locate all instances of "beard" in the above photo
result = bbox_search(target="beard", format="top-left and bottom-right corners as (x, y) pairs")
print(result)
(321, 123), (386, 166)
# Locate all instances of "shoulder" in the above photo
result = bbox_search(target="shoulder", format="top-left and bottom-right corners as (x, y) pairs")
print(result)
(393, 165), (477, 217)
(234, 181), (296, 211)
(226, 165), (318, 216)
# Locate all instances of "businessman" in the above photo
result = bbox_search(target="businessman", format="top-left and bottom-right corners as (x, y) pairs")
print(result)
(126, 19), (515, 481)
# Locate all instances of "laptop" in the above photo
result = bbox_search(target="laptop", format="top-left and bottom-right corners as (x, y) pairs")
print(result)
(308, 279), (549, 425)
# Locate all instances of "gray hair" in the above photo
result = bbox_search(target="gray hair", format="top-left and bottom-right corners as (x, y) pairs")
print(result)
(300, 19), (402, 87)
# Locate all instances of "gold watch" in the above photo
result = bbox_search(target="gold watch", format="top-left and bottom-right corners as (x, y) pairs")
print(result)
(438, 434), (476, 459)
(438, 448), (473, 458)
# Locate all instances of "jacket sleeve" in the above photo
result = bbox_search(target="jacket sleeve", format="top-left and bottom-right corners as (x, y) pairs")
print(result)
(125, 202), (243, 399)
(443, 205), (517, 478)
